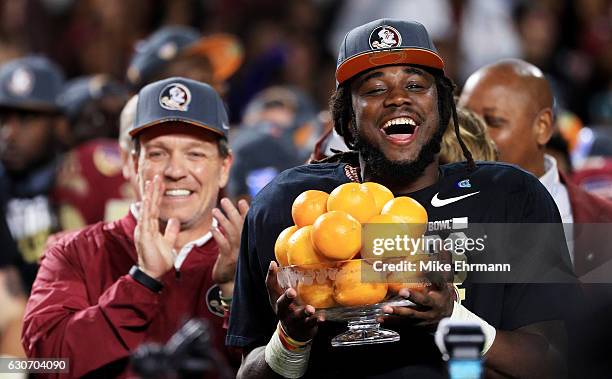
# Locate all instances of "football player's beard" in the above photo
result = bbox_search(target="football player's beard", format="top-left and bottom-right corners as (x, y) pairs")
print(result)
(354, 125), (445, 189)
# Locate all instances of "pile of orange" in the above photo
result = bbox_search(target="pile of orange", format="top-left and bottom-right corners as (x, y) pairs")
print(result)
(274, 182), (429, 309)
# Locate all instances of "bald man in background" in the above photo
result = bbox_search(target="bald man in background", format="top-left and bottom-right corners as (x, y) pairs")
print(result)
(459, 58), (612, 378)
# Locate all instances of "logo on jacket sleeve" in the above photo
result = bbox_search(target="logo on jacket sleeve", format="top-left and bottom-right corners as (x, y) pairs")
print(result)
(205, 284), (225, 317)
(369, 25), (402, 49)
(159, 83), (191, 111)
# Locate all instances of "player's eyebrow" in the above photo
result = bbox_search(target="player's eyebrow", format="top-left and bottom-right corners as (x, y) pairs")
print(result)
(403, 67), (426, 76)
(355, 71), (384, 87)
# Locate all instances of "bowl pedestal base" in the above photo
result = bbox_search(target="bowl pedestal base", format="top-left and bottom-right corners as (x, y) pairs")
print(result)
(331, 319), (400, 347)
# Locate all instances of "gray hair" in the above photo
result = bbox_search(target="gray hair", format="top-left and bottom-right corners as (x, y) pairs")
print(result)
(119, 94), (138, 152)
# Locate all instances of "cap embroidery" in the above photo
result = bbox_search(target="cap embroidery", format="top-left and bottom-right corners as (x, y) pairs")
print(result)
(158, 42), (178, 60)
(8, 67), (34, 97)
(344, 164), (361, 183)
(369, 25), (402, 50)
(159, 83), (191, 111)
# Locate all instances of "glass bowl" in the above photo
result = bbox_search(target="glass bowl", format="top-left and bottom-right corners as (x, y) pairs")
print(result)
(277, 257), (429, 347)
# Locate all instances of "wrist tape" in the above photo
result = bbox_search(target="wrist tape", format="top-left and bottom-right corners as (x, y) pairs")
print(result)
(448, 301), (497, 355)
(264, 324), (311, 378)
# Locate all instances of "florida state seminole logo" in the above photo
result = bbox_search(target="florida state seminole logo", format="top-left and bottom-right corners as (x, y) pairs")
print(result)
(7, 67), (34, 97)
(159, 83), (191, 111)
(369, 25), (402, 50)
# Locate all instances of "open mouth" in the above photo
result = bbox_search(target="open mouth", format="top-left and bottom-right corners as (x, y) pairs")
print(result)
(380, 117), (419, 143)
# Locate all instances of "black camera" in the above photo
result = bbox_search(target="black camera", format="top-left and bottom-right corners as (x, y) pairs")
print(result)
(435, 319), (485, 379)
(131, 319), (232, 379)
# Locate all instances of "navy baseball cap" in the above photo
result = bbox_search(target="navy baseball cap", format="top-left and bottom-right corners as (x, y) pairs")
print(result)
(130, 77), (229, 138)
(336, 19), (444, 85)
(58, 75), (127, 120)
(0, 55), (64, 113)
(126, 26), (243, 88)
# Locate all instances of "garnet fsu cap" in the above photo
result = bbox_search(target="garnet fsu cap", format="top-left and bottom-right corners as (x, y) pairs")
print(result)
(0, 55), (64, 113)
(130, 77), (229, 138)
(336, 19), (444, 85)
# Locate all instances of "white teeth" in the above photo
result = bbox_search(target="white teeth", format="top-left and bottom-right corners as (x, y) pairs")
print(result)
(382, 117), (417, 129)
(165, 189), (191, 197)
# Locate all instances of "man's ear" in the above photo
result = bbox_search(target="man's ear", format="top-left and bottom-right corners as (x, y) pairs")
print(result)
(131, 148), (140, 177)
(534, 108), (554, 147)
(120, 148), (132, 180)
(218, 152), (233, 189)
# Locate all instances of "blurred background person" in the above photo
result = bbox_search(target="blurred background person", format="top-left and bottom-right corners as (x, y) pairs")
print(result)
(111, 94), (140, 220)
(52, 74), (132, 230)
(126, 25), (243, 96)
(0, 56), (68, 289)
(439, 106), (498, 164)
(58, 74), (128, 145)
(459, 58), (612, 270)
(0, 55), (67, 362)
(459, 57), (612, 378)
(227, 86), (320, 201)
(571, 126), (612, 200)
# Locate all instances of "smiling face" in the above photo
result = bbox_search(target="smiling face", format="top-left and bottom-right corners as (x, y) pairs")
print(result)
(349, 65), (443, 185)
(458, 67), (549, 176)
(134, 122), (231, 234)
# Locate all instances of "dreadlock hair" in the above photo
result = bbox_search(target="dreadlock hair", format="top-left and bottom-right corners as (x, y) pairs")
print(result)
(329, 67), (475, 170)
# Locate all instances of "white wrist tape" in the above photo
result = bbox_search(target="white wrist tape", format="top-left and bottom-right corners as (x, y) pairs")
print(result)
(449, 301), (497, 355)
(265, 329), (311, 378)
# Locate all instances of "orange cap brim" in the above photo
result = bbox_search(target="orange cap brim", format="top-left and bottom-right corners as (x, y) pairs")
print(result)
(336, 48), (444, 85)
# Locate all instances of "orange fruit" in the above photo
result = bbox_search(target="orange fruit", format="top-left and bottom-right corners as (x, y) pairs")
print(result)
(297, 281), (336, 308)
(287, 225), (328, 266)
(327, 183), (377, 223)
(311, 211), (361, 261)
(388, 281), (429, 294)
(362, 214), (413, 259)
(366, 214), (406, 224)
(385, 257), (427, 293)
(274, 225), (299, 266)
(291, 190), (329, 227)
(362, 182), (394, 214)
(381, 196), (428, 237)
(333, 260), (388, 307)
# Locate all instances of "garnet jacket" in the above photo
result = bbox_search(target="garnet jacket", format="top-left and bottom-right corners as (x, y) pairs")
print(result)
(561, 172), (612, 277)
(22, 212), (228, 378)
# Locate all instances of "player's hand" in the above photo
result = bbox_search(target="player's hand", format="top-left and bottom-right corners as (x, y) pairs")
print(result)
(134, 175), (179, 279)
(266, 261), (323, 342)
(211, 197), (249, 285)
(379, 273), (454, 327)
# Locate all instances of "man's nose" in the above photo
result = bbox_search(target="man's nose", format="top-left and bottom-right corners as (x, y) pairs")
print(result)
(163, 153), (188, 179)
(383, 86), (413, 108)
